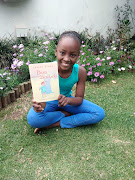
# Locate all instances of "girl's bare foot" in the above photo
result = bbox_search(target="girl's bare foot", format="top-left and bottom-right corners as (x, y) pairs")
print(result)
(34, 110), (72, 133)
(34, 121), (60, 133)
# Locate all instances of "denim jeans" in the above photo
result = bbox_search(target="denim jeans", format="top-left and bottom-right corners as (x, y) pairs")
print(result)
(27, 96), (105, 128)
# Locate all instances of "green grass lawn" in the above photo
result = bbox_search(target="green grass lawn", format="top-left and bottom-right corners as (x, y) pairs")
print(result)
(0, 72), (135, 180)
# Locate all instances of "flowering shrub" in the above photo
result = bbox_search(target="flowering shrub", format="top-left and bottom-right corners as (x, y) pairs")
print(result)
(0, 32), (134, 97)
(10, 35), (57, 83)
(78, 41), (135, 82)
(0, 69), (20, 96)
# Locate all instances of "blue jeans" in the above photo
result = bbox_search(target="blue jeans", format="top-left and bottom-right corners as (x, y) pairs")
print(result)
(27, 96), (105, 128)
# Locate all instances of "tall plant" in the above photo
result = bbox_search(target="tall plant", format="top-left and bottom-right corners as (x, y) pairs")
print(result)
(115, 0), (135, 48)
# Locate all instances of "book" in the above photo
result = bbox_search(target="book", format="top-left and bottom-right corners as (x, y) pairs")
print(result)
(29, 61), (60, 102)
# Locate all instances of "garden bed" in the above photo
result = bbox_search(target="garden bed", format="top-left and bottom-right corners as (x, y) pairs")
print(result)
(0, 80), (31, 110)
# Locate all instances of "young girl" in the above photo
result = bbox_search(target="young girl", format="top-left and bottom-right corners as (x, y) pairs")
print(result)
(27, 31), (105, 133)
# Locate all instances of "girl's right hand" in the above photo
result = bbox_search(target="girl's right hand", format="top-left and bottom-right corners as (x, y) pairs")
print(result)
(32, 99), (46, 112)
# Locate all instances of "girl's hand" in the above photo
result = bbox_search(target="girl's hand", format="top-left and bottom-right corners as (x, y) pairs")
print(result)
(58, 94), (69, 107)
(32, 99), (46, 112)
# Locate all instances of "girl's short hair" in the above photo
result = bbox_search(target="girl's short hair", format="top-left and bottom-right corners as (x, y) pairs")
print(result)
(58, 31), (82, 47)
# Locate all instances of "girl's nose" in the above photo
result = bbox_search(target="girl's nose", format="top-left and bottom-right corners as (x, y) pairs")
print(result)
(63, 55), (70, 61)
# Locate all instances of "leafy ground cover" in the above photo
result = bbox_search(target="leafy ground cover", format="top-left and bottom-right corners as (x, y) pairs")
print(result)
(0, 73), (135, 180)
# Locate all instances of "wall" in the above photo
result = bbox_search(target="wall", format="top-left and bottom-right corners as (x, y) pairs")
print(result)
(0, 0), (135, 38)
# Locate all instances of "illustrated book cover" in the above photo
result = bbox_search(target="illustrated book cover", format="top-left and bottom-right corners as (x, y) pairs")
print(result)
(29, 61), (60, 102)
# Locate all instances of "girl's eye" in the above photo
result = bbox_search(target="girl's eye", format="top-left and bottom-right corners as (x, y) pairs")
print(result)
(60, 52), (65, 55)
(71, 54), (76, 58)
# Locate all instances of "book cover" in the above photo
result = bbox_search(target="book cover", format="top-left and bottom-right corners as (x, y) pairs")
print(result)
(29, 61), (60, 102)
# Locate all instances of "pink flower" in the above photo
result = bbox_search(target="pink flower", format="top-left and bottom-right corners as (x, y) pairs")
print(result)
(97, 63), (101, 66)
(86, 56), (89, 58)
(82, 41), (84, 44)
(83, 59), (86, 62)
(88, 49), (91, 51)
(93, 78), (97, 82)
(20, 48), (24, 52)
(49, 37), (56, 40)
(18, 44), (24, 49)
(13, 59), (19, 66)
(43, 41), (50, 45)
(82, 52), (85, 55)
(80, 50), (82, 53)
(87, 71), (92, 76)
(81, 64), (85, 67)
(3, 72), (7, 76)
(89, 67), (92, 71)
(13, 53), (17, 57)
(20, 54), (23, 57)
(82, 45), (86, 47)
(92, 65), (96, 68)
(100, 74), (105, 79)
(107, 57), (111, 60)
(87, 63), (90, 66)
(26, 60), (31, 66)
(109, 62), (114, 65)
(34, 49), (38, 54)
(44, 33), (48, 36)
(117, 60), (121, 62)
(38, 53), (43, 57)
(17, 61), (24, 67)
(96, 57), (100, 60)
(13, 45), (17, 48)
(94, 72), (100, 77)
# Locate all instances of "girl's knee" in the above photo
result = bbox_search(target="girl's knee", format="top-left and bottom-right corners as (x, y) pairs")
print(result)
(98, 107), (105, 122)
(27, 108), (41, 128)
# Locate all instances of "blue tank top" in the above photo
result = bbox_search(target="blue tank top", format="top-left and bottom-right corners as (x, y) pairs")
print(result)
(59, 64), (79, 97)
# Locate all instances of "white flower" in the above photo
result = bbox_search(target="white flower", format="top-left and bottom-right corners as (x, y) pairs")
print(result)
(6, 77), (10, 80)
(11, 64), (17, 69)
(129, 65), (132, 69)
(112, 41), (115, 44)
(13, 59), (19, 66)
(113, 47), (116, 50)
(100, 51), (104, 54)
(17, 61), (24, 67)
(118, 68), (121, 71)
(121, 67), (125, 71)
(124, 49), (127, 51)
(0, 87), (3, 90)
(120, 46), (123, 50)
(0, 73), (3, 78)
(107, 57), (111, 60)
(117, 39), (120, 42)
(3, 72), (7, 76)
(102, 58), (105, 61)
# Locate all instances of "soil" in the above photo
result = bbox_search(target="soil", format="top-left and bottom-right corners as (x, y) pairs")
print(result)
(2, 91), (32, 121)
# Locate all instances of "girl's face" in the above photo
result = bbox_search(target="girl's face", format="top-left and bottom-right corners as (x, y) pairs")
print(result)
(55, 37), (80, 72)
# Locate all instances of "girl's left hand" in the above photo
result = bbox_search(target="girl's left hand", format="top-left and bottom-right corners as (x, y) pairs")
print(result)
(58, 94), (69, 107)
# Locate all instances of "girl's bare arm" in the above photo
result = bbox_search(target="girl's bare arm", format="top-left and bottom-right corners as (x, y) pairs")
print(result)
(32, 93), (46, 112)
(58, 66), (87, 106)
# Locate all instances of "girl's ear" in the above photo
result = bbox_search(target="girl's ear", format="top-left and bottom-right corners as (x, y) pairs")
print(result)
(55, 48), (57, 56)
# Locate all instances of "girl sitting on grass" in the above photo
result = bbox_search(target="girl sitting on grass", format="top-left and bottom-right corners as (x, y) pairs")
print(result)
(27, 31), (105, 133)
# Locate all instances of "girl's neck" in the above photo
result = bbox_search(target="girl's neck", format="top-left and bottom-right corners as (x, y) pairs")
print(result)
(58, 68), (73, 79)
